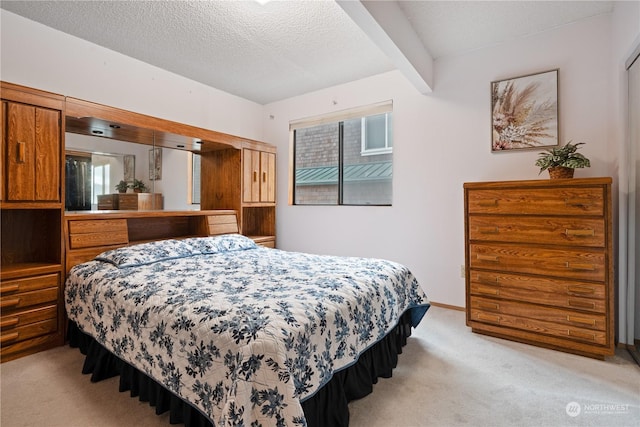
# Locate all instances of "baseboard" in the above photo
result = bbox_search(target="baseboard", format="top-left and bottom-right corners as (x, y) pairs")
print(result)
(429, 301), (465, 311)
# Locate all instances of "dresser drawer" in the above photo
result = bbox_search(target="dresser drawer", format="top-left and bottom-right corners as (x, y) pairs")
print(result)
(467, 187), (604, 216)
(471, 296), (606, 330)
(1, 273), (59, 296)
(470, 270), (605, 313)
(468, 216), (605, 247)
(470, 244), (606, 281)
(469, 309), (607, 345)
(0, 287), (58, 311)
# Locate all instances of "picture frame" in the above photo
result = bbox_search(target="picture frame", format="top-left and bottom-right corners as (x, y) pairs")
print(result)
(149, 147), (162, 180)
(123, 154), (135, 183)
(491, 69), (559, 152)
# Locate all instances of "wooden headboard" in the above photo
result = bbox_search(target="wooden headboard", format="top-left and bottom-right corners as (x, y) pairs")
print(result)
(64, 210), (238, 273)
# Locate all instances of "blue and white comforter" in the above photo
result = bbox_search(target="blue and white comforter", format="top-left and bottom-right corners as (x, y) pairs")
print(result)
(65, 234), (429, 426)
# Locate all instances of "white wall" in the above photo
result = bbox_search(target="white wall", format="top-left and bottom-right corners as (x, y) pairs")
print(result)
(264, 14), (616, 308)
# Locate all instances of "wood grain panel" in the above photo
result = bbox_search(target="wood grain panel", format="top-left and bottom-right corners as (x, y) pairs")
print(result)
(6, 103), (35, 200)
(467, 187), (604, 215)
(468, 216), (605, 247)
(34, 107), (60, 201)
(0, 273), (59, 296)
(0, 287), (58, 310)
(470, 244), (605, 281)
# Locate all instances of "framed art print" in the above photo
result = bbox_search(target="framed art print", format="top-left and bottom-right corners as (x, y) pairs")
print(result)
(149, 147), (162, 180)
(491, 69), (558, 151)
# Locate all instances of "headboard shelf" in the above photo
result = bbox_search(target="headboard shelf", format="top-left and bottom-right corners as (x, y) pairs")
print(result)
(64, 210), (239, 272)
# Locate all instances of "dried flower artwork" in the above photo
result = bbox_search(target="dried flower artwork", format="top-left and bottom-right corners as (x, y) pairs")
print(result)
(491, 69), (558, 151)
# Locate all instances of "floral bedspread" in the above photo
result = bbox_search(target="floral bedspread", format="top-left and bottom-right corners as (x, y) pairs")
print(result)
(65, 235), (429, 426)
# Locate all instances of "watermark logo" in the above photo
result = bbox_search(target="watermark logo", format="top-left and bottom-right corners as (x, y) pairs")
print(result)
(566, 402), (581, 417)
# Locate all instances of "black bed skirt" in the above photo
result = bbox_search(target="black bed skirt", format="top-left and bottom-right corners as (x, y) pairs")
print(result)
(67, 310), (414, 427)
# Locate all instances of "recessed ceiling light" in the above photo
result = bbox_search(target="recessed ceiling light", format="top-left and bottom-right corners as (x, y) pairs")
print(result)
(177, 144), (185, 148)
(109, 124), (121, 129)
(92, 130), (104, 135)
(255, 0), (271, 4)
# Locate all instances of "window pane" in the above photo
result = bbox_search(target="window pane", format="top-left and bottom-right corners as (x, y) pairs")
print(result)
(343, 118), (392, 205)
(192, 153), (201, 204)
(294, 123), (339, 205)
(365, 114), (386, 150)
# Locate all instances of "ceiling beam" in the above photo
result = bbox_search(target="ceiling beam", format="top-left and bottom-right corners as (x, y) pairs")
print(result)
(337, 0), (433, 94)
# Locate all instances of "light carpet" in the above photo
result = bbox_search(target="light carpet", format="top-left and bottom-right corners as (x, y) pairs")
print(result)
(1, 306), (638, 427)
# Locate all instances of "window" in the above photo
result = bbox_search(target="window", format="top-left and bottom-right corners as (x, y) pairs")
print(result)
(92, 163), (110, 205)
(190, 153), (201, 205)
(291, 101), (392, 206)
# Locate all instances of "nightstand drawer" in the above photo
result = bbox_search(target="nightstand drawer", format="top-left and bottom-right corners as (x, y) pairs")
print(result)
(467, 187), (604, 216)
(1, 305), (57, 331)
(470, 244), (605, 281)
(0, 287), (58, 310)
(468, 216), (605, 247)
(0, 317), (58, 346)
(469, 270), (605, 313)
(1, 273), (59, 296)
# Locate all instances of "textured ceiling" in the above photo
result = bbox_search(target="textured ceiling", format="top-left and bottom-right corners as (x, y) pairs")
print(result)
(1, 1), (614, 105)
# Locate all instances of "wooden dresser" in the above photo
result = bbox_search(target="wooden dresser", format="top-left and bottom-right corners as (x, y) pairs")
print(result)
(464, 178), (614, 359)
(97, 193), (163, 210)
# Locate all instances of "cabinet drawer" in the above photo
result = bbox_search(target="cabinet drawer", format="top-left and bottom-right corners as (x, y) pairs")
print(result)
(207, 214), (238, 235)
(1, 273), (59, 296)
(469, 270), (605, 313)
(469, 309), (607, 345)
(1, 305), (57, 331)
(468, 216), (605, 247)
(68, 219), (129, 249)
(470, 244), (606, 281)
(0, 287), (58, 310)
(0, 317), (58, 346)
(467, 187), (604, 216)
(470, 296), (606, 330)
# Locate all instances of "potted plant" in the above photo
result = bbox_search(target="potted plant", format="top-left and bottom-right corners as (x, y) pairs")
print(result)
(115, 180), (129, 193)
(131, 179), (148, 193)
(535, 141), (591, 179)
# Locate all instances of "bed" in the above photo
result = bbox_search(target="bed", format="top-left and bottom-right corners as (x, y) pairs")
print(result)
(64, 234), (430, 426)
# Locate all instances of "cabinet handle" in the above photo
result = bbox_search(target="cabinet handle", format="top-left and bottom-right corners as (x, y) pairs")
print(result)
(568, 330), (596, 341)
(476, 312), (500, 323)
(17, 141), (25, 163)
(253, 171), (258, 182)
(1, 284), (20, 294)
(0, 332), (19, 344)
(475, 274), (500, 285)
(565, 229), (595, 237)
(567, 315), (596, 326)
(0, 317), (19, 328)
(567, 285), (595, 295)
(478, 200), (497, 207)
(477, 301), (499, 311)
(478, 227), (499, 234)
(0, 298), (20, 308)
(565, 199), (593, 208)
(476, 286), (499, 296)
(262, 171), (267, 182)
(477, 254), (499, 262)
(565, 262), (595, 271)
(568, 299), (596, 310)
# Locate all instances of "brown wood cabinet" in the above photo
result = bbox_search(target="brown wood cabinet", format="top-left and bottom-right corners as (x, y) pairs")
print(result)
(464, 178), (614, 359)
(1, 82), (66, 362)
(243, 148), (275, 203)
(97, 193), (163, 210)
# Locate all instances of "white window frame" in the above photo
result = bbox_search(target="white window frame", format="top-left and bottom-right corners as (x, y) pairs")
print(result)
(360, 113), (393, 156)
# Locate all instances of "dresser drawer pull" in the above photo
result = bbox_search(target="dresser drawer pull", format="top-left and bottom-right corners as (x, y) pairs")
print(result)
(567, 285), (595, 295)
(565, 199), (593, 208)
(477, 313), (500, 323)
(568, 299), (596, 310)
(476, 286), (499, 296)
(567, 315), (596, 326)
(477, 254), (499, 262)
(478, 227), (499, 234)
(1, 284), (20, 293)
(0, 332), (19, 344)
(0, 317), (19, 328)
(0, 298), (20, 308)
(477, 302), (500, 311)
(478, 200), (498, 207)
(565, 262), (595, 271)
(568, 330), (596, 341)
(565, 229), (595, 237)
